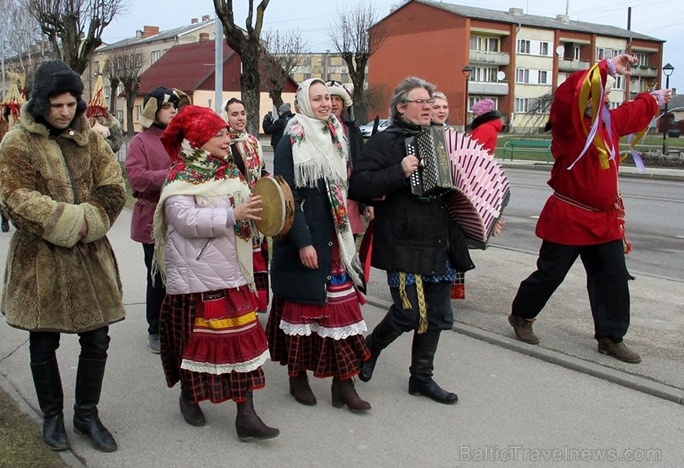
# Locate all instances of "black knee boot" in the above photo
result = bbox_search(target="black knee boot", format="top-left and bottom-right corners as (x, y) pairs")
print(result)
(359, 313), (400, 382)
(73, 358), (117, 452)
(408, 331), (458, 404)
(30, 357), (69, 451)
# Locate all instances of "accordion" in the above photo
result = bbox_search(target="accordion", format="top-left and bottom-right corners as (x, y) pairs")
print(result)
(405, 126), (454, 197)
(406, 127), (511, 250)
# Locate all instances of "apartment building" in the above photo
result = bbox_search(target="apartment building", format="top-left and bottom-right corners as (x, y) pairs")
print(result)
(369, 0), (665, 132)
(86, 16), (216, 132)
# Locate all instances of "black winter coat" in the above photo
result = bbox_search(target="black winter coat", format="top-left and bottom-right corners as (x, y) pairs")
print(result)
(349, 120), (474, 276)
(263, 111), (294, 150)
(270, 141), (335, 305)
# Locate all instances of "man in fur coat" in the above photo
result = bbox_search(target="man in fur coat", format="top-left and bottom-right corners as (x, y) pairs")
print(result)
(0, 60), (126, 452)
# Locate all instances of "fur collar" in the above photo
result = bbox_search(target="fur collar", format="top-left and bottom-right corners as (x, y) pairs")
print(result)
(471, 110), (502, 131)
(20, 103), (91, 146)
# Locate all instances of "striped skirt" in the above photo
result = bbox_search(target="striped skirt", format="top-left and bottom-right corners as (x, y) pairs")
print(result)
(266, 271), (370, 379)
(160, 287), (268, 403)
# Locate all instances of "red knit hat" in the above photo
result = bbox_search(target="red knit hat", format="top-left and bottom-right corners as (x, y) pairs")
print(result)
(161, 105), (228, 160)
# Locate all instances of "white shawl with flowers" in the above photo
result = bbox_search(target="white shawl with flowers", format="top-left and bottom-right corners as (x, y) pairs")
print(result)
(285, 78), (363, 288)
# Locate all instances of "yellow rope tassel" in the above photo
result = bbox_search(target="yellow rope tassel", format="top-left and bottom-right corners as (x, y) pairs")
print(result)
(415, 275), (428, 335)
(399, 272), (412, 309)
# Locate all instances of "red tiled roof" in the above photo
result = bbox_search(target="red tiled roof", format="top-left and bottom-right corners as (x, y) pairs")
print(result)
(138, 41), (238, 95)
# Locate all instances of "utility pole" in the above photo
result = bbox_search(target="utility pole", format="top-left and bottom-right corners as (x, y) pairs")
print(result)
(214, 17), (223, 114)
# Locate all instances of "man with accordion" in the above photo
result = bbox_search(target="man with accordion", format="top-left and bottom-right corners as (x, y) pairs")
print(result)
(349, 77), (475, 404)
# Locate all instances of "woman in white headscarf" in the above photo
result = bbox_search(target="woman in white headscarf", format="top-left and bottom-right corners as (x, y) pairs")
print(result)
(266, 78), (371, 412)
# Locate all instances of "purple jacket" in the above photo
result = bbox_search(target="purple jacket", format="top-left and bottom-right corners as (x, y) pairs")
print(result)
(125, 126), (170, 243)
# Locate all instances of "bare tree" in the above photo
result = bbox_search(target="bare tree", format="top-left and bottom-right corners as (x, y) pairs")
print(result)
(261, 29), (306, 110)
(104, 48), (145, 137)
(329, 1), (388, 123)
(213, 0), (269, 135)
(20, 0), (129, 74)
(0, 0), (46, 80)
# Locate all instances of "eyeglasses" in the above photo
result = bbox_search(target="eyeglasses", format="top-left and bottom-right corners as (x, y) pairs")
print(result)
(405, 99), (435, 106)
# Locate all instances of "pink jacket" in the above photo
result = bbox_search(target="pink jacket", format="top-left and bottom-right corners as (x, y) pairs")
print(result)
(125, 126), (170, 243)
(163, 194), (247, 295)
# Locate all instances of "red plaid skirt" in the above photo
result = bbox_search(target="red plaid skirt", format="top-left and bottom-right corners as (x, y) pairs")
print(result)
(160, 288), (268, 403)
(266, 283), (370, 380)
(253, 241), (269, 312)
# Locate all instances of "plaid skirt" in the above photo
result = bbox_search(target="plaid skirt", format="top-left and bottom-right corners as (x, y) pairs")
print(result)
(254, 240), (269, 312)
(160, 288), (268, 404)
(266, 280), (370, 380)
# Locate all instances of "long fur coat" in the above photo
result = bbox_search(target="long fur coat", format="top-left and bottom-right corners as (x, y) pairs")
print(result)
(0, 105), (126, 333)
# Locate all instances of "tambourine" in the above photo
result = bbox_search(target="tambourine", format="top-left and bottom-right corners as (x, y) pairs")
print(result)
(252, 176), (294, 237)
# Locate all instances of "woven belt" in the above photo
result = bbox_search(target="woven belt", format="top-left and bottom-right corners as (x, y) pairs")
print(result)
(552, 192), (601, 212)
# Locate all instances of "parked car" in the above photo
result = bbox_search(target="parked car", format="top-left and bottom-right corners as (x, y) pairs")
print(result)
(359, 119), (389, 138)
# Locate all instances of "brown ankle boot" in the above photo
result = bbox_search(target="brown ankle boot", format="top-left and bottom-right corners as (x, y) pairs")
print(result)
(289, 371), (317, 406)
(179, 389), (206, 427)
(508, 314), (540, 344)
(235, 391), (279, 442)
(597, 338), (641, 363)
(331, 377), (371, 412)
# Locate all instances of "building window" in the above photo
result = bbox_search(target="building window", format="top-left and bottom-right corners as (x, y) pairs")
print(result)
(538, 70), (549, 84)
(116, 110), (123, 123)
(515, 68), (530, 83)
(573, 46), (580, 61)
(514, 98), (528, 113)
(135, 53), (143, 67)
(94, 61), (100, 73)
(539, 42), (550, 56)
(517, 39), (531, 54)
(615, 75), (625, 90)
(135, 105), (142, 121)
(634, 53), (648, 67)
(470, 35), (500, 52)
(151, 50), (161, 63)
(471, 66), (499, 82)
(105, 86), (110, 98)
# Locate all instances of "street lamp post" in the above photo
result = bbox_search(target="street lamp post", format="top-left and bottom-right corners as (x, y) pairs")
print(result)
(662, 63), (675, 155)
(462, 65), (472, 131)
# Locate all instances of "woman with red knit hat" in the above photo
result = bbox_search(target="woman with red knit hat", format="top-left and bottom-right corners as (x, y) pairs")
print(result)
(153, 105), (278, 441)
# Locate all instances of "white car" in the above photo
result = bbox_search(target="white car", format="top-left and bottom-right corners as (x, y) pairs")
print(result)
(359, 119), (389, 138)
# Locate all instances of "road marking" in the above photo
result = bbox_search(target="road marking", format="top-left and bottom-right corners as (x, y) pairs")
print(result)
(530, 215), (539, 219)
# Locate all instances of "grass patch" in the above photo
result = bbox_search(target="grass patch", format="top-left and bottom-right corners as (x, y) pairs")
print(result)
(0, 387), (69, 468)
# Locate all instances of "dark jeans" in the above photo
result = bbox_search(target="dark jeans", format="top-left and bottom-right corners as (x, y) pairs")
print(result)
(388, 280), (453, 333)
(511, 240), (630, 342)
(29, 327), (110, 364)
(143, 243), (165, 335)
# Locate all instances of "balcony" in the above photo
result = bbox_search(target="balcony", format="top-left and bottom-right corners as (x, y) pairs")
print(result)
(469, 51), (510, 66)
(558, 59), (591, 72)
(631, 66), (658, 78)
(468, 81), (509, 96)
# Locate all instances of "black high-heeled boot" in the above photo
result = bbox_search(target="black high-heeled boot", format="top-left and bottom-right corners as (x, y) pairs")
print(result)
(73, 358), (117, 452)
(359, 313), (400, 382)
(407, 331), (458, 404)
(235, 391), (279, 442)
(179, 388), (206, 426)
(30, 357), (70, 451)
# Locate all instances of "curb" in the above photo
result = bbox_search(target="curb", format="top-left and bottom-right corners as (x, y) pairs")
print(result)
(364, 296), (684, 406)
(499, 161), (684, 182)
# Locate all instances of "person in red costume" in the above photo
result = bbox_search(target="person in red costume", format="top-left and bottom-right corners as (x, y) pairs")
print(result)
(507, 54), (672, 363)
(469, 98), (502, 156)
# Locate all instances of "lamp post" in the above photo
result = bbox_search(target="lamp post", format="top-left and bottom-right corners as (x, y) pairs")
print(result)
(662, 62), (675, 155)
(462, 65), (472, 131)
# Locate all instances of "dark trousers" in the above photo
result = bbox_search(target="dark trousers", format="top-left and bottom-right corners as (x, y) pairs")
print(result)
(511, 240), (630, 342)
(388, 280), (453, 333)
(29, 327), (110, 364)
(143, 243), (165, 335)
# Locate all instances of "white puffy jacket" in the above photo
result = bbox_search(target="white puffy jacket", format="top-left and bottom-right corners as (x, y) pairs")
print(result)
(163, 194), (247, 295)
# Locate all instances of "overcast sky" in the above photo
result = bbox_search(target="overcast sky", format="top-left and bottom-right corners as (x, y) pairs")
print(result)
(103, 0), (683, 90)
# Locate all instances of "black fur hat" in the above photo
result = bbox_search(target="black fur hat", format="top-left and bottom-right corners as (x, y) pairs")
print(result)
(26, 60), (87, 119)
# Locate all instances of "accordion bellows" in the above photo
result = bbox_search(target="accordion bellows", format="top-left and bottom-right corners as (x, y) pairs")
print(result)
(405, 127), (510, 250)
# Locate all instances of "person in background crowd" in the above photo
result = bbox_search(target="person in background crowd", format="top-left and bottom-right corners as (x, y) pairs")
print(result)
(469, 99), (502, 156)
(0, 60), (126, 452)
(262, 102), (294, 151)
(153, 105), (278, 441)
(86, 74), (124, 154)
(508, 55), (672, 364)
(430, 91), (450, 126)
(267, 78), (371, 412)
(349, 76), (474, 405)
(125, 86), (187, 353)
(222, 97), (270, 313)
(326, 80), (372, 238)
